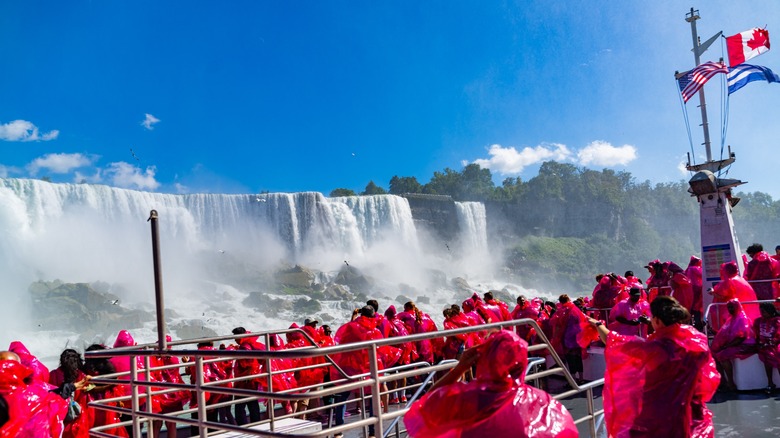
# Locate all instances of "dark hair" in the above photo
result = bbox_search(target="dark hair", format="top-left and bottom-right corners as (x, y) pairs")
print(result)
(442, 308), (452, 319)
(558, 294), (570, 304)
(450, 304), (461, 315)
(746, 243), (763, 256)
(83, 344), (115, 376)
(595, 274), (604, 282)
(0, 393), (8, 429)
(366, 299), (379, 312)
(624, 270), (634, 277)
(59, 349), (84, 384)
(650, 296), (690, 326)
(359, 305), (375, 318)
(322, 325), (332, 334)
(405, 301), (423, 325)
(759, 302), (779, 317)
(232, 327), (247, 335)
(197, 341), (214, 348)
(484, 291), (494, 301)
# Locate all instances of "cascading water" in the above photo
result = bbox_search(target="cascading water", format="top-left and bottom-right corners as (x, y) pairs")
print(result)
(455, 201), (488, 255)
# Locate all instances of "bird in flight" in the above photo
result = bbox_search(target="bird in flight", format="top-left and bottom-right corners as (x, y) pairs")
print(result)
(344, 260), (350, 267)
(130, 148), (140, 162)
(111, 299), (120, 305)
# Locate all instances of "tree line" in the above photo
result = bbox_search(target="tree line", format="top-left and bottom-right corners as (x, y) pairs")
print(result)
(330, 162), (780, 293)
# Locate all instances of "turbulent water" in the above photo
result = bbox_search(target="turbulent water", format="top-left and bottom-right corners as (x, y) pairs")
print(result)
(0, 178), (531, 366)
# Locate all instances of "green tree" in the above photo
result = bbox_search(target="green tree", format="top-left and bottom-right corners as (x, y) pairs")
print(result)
(459, 163), (495, 201)
(389, 176), (423, 194)
(423, 168), (462, 198)
(329, 188), (356, 197)
(361, 180), (387, 195)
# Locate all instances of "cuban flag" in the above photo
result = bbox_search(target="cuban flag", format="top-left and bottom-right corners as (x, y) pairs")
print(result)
(677, 61), (729, 103)
(727, 64), (780, 94)
(726, 28), (770, 67)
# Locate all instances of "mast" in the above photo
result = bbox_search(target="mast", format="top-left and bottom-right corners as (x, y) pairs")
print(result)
(680, 8), (745, 327)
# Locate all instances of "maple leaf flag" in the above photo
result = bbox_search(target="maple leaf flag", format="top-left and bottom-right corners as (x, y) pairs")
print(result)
(726, 28), (770, 67)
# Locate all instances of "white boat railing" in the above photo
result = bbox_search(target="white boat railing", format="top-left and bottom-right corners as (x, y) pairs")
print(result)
(85, 319), (605, 438)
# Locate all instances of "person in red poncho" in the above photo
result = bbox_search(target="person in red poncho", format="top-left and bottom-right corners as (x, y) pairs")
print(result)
(668, 262), (694, 316)
(150, 335), (189, 438)
(0, 350), (68, 438)
(685, 256), (704, 329)
(49, 349), (93, 438)
(711, 299), (756, 392)
(441, 305), (480, 360)
(331, 306), (401, 437)
(403, 330), (578, 438)
(550, 294), (600, 384)
(753, 302), (780, 393)
(397, 301), (440, 364)
(744, 243), (780, 300)
(710, 261), (760, 331)
(481, 291), (512, 323)
(510, 295), (540, 343)
(588, 296), (720, 438)
(384, 305), (417, 405)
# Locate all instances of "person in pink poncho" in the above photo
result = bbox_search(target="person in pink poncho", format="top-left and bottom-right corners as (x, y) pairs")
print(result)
(685, 256), (704, 329)
(710, 261), (759, 331)
(510, 295), (539, 343)
(588, 296), (720, 438)
(744, 243), (780, 300)
(0, 350), (68, 438)
(403, 330), (577, 438)
(753, 302), (780, 392)
(711, 299), (756, 391)
(609, 287), (651, 337)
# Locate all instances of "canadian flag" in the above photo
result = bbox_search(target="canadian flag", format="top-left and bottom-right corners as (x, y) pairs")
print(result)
(726, 28), (770, 67)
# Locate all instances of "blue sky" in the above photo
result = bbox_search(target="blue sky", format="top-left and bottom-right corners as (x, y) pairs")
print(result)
(1, 1), (779, 198)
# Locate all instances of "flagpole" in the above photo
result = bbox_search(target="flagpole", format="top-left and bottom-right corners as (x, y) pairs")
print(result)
(686, 8), (713, 163)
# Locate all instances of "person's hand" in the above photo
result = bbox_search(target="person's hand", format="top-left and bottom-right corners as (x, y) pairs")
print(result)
(638, 315), (651, 324)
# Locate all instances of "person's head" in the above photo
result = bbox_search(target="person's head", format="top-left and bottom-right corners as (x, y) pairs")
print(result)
(304, 318), (319, 328)
(759, 302), (779, 318)
(59, 348), (84, 383)
(442, 308), (451, 319)
(232, 326), (247, 343)
(721, 261), (739, 278)
(624, 270), (634, 278)
(746, 243), (763, 258)
(484, 291), (494, 301)
(0, 351), (20, 362)
(113, 330), (136, 348)
(475, 331), (529, 387)
(404, 301), (415, 312)
(775, 245), (780, 255)
(450, 304), (461, 315)
(321, 325), (332, 336)
(558, 294), (570, 304)
(629, 287), (642, 303)
(462, 298), (474, 312)
(83, 344), (114, 376)
(366, 299), (379, 313)
(359, 305), (375, 318)
(650, 296), (690, 327)
(595, 274), (605, 282)
(384, 305), (397, 319)
(197, 341), (214, 349)
(516, 295), (527, 306)
(726, 299), (740, 316)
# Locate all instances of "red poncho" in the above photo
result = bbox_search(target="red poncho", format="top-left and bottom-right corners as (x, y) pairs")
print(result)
(685, 257), (703, 313)
(0, 359), (68, 438)
(549, 302), (600, 356)
(753, 315), (780, 368)
(744, 251), (780, 300)
(286, 324), (325, 388)
(331, 316), (401, 380)
(441, 313), (480, 360)
(404, 331), (577, 438)
(712, 262), (759, 330)
(711, 299), (756, 362)
(511, 301), (539, 342)
(397, 310), (439, 364)
(603, 324), (720, 438)
(385, 306), (419, 365)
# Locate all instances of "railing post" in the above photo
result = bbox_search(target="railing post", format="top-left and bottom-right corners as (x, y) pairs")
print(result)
(144, 355), (154, 438)
(265, 333), (275, 430)
(195, 357), (208, 438)
(586, 387), (596, 437)
(369, 344), (383, 437)
(130, 356), (143, 438)
(147, 210), (168, 351)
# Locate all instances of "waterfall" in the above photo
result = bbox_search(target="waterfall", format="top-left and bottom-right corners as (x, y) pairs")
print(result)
(455, 201), (488, 254)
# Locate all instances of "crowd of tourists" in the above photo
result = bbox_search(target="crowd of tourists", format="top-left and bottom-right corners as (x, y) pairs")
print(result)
(2, 243), (780, 437)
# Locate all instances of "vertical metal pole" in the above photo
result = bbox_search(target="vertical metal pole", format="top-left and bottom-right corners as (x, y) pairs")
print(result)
(586, 387), (596, 437)
(148, 210), (167, 351)
(265, 333), (275, 430)
(195, 357), (208, 438)
(144, 355), (155, 438)
(369, 345), (383, 437)
(686, 8), (713, 163)
(131, 357), (143, 438)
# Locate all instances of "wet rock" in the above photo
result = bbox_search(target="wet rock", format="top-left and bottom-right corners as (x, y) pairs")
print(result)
(275, 265), (316, 288)
(451, 277), (473, 294)
(322, 284), (353, 300)
(170, 320), (220, 340)
(335, 265), (374, 294)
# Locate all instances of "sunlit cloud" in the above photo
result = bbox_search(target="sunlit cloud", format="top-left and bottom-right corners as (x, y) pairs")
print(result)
(105, 161), (160, 190)
(73, 169), (103, 184)
(577, 141), (638, 167)
(174, 182), (189, 194)
(141, 113), (161, 130)
(0, 120), (59, 142)
(467, 143), (573, 174)
(27, 153), (95, 175)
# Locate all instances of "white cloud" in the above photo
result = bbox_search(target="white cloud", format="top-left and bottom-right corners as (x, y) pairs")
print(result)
(0, 120), (59, 142)
(141, 113), (161, 130)
(105, 161), (160, 190)
(73, 169), (103, 184)
(27, 153), (95, 175)
(576, 141), (638, 167)
(174, 182), (189, 194)
(0, 165), (8, 178)
(469, 143), (573, 174)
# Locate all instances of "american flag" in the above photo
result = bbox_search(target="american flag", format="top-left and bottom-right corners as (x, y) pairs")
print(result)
(677, 61), (729, 103)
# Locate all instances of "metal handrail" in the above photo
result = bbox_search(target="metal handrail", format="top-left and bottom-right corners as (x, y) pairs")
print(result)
(87, 318), (605, 437)
(702, 298), (774, 338)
